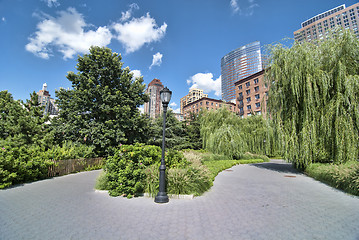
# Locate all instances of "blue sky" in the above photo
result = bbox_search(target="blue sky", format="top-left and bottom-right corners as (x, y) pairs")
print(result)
(1, 0), (357, 112)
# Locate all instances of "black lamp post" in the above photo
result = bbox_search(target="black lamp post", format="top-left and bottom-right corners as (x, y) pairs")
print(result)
(154, 86), (172, 204)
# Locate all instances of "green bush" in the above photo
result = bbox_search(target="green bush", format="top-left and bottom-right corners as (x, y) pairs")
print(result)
(104, 144), (162, 197)
(0, 145), (53, 188)
(103, 145), (201, 197)
(0, 141), (97, 189)
(305, 161), (359, 196)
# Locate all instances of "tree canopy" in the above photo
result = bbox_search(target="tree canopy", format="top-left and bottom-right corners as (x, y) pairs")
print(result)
(200, 108), (273, 158)
(53, 46), (149, 154)
(267, 29), (359, 169)
(147, 110), (187, 150)
(0, 91), (49, 146)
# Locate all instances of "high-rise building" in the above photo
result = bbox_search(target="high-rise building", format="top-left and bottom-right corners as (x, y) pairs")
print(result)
(144, 79), (164, 119)
(37, 83), (58, 115)
(294, 3), (359, 43)
(180, 88), (208, 114)
(221, 41), (263, 102)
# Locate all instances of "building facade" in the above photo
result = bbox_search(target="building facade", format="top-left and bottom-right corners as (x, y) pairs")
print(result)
(234, 69), (269, 118)
(294, 3), (359, 42)
(144, 79), (164, 119)
(182, 97), (236, 120)
(221, 41), (263, 102)
(37, 83), (58, 115)
(180, 88), (208, 114)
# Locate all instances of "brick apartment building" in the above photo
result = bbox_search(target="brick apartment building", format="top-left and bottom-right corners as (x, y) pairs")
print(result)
(182, 97), (236, 120)
(234, 69), (269, 117)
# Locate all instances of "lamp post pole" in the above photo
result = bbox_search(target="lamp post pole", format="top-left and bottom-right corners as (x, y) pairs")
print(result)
(155, 87), (172, 204)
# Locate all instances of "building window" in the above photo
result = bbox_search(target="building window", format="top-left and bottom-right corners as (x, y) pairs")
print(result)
(245, 82), (250, 87)
(255, 102), (260, 108)
(254, 86), (259, 92)
(246, 89), (250, 95)
(238, 85), (242, 90)
(254, 78), (259, 84)
(200, 102), (202, 105)
(255, 94), (260, 99)
(206, 101), (209, 105)
(246, 97), (251, 103)
(211, 102), (213, 106)
(247, 105), (251, 110)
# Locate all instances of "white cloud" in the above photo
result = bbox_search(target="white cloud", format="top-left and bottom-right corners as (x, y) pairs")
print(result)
(112, 13), (167, 53)
(130, 69), (142, 79)
(170, 108), (181, 114)
(169, 102), (177, 107)
(1, 17), (5, 22)
(42, 0), (60, 8)
(26, 8), (112, 59)
(149, 52), (163, 69)
(230, 0), (259, 16)
(230, 0), (240, 13)
(187, 73), (222, 97)
(138, 105), (144, 114)
(120, 3), (139, 22)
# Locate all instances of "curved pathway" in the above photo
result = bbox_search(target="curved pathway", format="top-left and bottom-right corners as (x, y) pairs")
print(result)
(0, 160), (358, 240)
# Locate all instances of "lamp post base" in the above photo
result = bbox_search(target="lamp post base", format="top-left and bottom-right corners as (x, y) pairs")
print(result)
(154, 192), (169, 203)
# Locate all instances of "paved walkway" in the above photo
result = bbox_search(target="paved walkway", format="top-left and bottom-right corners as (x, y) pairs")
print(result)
(0, 160), (358, 240)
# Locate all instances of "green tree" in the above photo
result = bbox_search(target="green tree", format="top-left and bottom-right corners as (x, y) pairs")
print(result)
(267, 29), (359, 169)
(183, 112), (202, 150)
(200, 108), (275, 158)
(53, 46), (149, 154)
(0, 91), (48, 146)
(147, 110), (186, 150)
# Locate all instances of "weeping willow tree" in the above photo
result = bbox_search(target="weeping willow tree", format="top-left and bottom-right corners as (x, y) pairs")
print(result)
(267, 29), (359, 169)
(200, 108), (278, 158)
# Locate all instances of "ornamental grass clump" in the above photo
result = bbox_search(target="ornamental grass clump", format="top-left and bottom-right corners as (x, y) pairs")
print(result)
(305, 161), (359, 196)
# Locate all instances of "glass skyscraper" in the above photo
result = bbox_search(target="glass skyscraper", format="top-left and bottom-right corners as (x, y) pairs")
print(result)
(221, 41), (263, 102)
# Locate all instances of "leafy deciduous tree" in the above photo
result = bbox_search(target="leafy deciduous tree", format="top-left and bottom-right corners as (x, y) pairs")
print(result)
(53, 46), (149, 154)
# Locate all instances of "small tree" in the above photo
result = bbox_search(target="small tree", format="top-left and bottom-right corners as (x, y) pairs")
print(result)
(53, 46), (149, 155)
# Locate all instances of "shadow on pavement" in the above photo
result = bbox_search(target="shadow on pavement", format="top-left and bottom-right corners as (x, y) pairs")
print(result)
(251, 161), (301, 174)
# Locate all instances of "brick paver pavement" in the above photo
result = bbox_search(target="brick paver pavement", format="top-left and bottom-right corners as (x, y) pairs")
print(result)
(0, 159), (358, 240)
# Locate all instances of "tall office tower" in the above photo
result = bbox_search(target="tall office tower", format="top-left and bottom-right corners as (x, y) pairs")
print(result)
(180, 88), (208, 114)
(37, 83), (59, 115)
(221, 41), (263, 102)
(144, 79), (164, 119)
(294, 3), (359, 43)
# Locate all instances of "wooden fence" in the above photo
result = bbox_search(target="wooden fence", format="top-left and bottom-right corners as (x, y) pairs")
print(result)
(47, 157), (104, 177)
